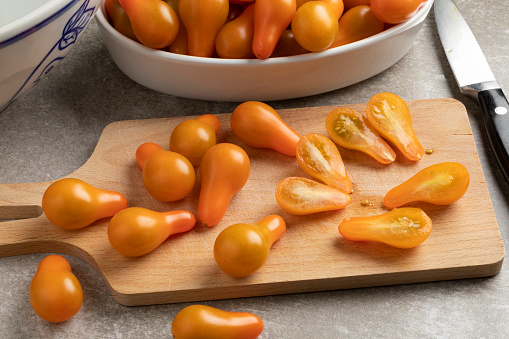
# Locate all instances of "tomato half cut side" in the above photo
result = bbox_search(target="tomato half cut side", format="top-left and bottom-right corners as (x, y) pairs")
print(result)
(338, 207), (432, 248)
(384, 162), (470, 208)
(325, 107), (396, 164)
(275, 177), (351, 215)
(296, 133), (352, 193)
(366, 92), (424, 161)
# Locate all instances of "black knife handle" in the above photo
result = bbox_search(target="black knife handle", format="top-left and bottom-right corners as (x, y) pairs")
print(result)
(478, 88), (509, 183)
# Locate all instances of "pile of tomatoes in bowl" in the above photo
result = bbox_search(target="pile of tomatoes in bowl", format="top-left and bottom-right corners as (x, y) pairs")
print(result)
(105, 0), (429, 59)
(96, 0), (433, 101)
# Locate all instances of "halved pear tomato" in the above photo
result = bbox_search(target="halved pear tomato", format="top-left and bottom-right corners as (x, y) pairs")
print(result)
(366, 92), (424, 161)
(275, 177), (351, 215)
(339, 207), (432, 248)
(384, 162), (470, 208)
(296, 133), (352, 193)
(325, 107), (396, 164)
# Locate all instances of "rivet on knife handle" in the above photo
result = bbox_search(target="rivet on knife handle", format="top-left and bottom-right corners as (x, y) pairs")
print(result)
(478, 88), (509, 182)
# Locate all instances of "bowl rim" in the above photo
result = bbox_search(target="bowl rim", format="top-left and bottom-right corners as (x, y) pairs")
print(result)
(0, 0), (85, 47)
(96, 0), (434, 66)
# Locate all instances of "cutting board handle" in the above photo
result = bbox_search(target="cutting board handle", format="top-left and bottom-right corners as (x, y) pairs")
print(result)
(0, 181), (66, 257)
(0, 181), (48, 220)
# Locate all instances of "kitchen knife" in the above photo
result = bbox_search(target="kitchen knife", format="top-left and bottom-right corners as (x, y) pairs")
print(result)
(434, 0), (509, 183)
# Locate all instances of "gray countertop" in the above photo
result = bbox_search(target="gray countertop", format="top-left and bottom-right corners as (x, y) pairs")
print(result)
(1, 1), (509, 337)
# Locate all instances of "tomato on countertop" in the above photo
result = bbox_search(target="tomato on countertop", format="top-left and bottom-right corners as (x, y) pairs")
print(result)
(366, 92), (424, 161)
(42, 178), (128, 229)
(325, 107), (396, 164)
(339, 207), (432, 248)
(29, 255), (83, 323)
(384, 162), (470, 208)
(214, 215), (286, 277)
(171, 305), (264, 339)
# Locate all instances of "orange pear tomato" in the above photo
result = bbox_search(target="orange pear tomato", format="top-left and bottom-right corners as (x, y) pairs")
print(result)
(164, 0), (180, 11)
(169, 21), (189, 55)
(42, 178), (128, 229)
(366, 92), (424, 161)
(214, 215), (285, 277)
(296, 133), (352, 193)
(171, 305), (264, 339)
(29, 255), (83, 323)
(226, 4), (244, 21)
(329, 5), (384, 49)
(136, 143), (196, 202)
(231, 101), (301, 156)
(229, 0), (256, 4)
(297, 0), (344, 20)
(196, 114), (221, 134)
(343, 0), (369, 11)
(325, 107), (396, 164)
(339, 207), (432, 248)
(252, 0), (296, 59)
(118, 0), (179, 49)
(164, 0), (188, 54)
(215, 4), (256, 59)
(275, 177), (351, 215)
(198, 143), (250, 227)
(271, 30), (309, 57)
(136, 142), (164, 169)
(179, 0), (229, 57)
(384, 162), (470, 208)
(370, 0), (428, 24)
(170, 115), (220, 166)
(291, 1), (339, 52)
(107, 207), (196, 257)
(105, 0), (137, 41)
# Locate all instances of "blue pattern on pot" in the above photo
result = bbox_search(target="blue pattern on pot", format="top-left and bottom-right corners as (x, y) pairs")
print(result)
(0, 0), (97, 111)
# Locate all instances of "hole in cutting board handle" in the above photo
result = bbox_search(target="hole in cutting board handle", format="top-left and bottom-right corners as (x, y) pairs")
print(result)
(0, 205), (43, 222)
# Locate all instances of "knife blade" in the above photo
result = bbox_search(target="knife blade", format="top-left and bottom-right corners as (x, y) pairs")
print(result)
(434, 0), (509, 183)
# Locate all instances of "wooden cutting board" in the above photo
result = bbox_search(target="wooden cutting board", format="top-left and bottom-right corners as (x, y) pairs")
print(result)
(0, 98), (504, 306)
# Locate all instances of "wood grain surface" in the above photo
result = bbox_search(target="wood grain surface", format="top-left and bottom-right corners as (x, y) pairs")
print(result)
(0, 98), (504, 306)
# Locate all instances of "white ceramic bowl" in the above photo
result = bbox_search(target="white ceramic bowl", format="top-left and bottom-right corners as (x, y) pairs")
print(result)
(96, 0), (434, 102)
(0, 0), (101, 111)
